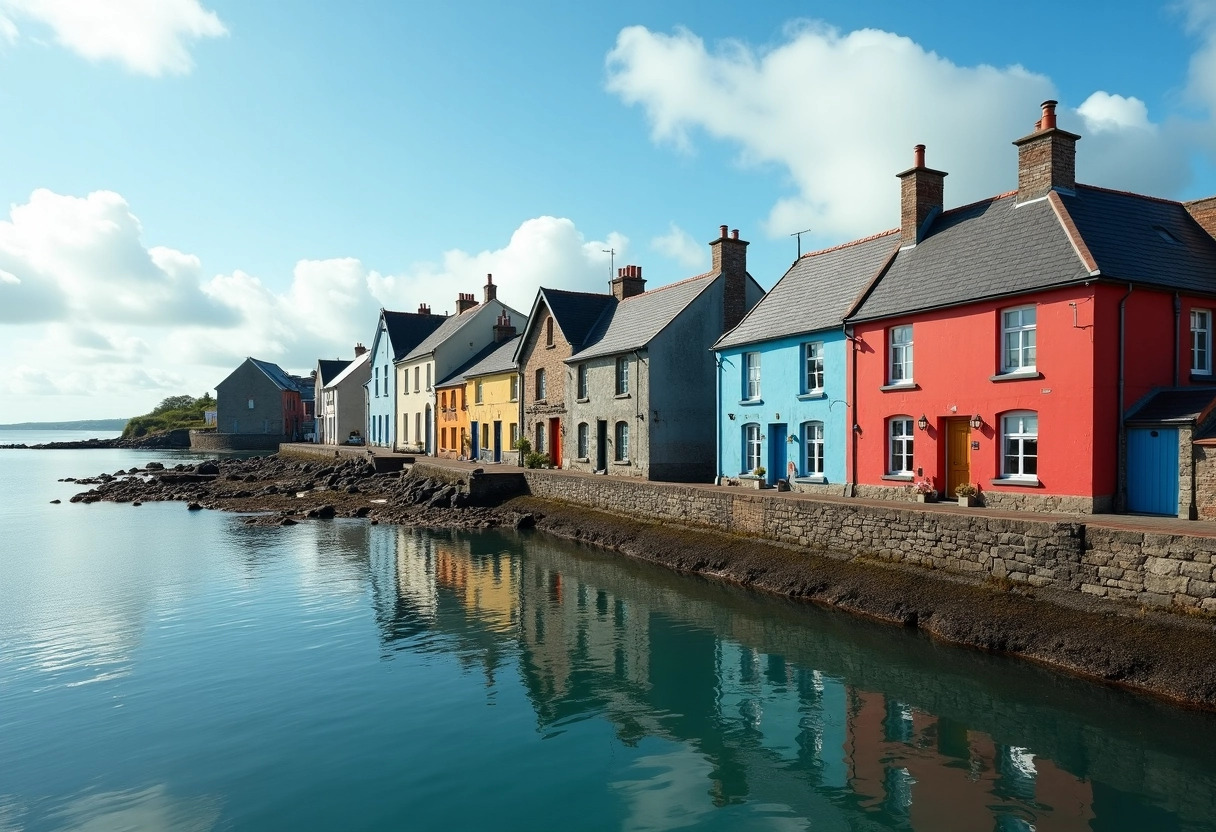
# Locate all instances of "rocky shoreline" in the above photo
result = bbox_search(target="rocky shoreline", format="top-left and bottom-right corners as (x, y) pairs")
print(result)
(4, 432), (189, 450)
(64, 453), (1216, 709)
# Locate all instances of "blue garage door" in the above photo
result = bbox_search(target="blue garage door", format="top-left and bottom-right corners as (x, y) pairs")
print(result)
(1127, 427), (1179, 515)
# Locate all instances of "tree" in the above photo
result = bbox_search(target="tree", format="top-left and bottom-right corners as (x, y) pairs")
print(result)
(153, 395), (196, 414)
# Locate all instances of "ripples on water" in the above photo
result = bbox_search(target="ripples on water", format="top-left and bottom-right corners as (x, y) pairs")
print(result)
(2, 443), (1216, 831)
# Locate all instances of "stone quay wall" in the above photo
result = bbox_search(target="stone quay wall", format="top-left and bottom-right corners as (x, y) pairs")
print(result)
(189, 430), (283, 452)
(521, 470), (1216, 614)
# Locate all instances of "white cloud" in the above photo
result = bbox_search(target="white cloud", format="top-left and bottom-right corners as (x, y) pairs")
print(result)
(606, 22), (1209, 242)
(650, 223), (707, 270)
(0, 0), (225, 75)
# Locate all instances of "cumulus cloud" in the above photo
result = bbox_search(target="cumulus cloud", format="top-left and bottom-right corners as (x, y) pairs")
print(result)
(0, 188), (628, 421)
(650, 223), (707, 270)
(605, 21), (1210, 242)
(0, 0), (226, 75)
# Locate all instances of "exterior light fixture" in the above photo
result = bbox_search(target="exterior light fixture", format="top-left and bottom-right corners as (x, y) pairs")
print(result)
(917, 414), (929, 431)
(728, 413), (736, 421)
(969, 414), (984, 430)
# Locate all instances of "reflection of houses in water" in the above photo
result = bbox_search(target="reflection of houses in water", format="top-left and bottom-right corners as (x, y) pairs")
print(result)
(434, 539), (518, 634)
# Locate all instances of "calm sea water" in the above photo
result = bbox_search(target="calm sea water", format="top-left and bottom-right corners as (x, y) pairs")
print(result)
(3, 436), (1216, 831)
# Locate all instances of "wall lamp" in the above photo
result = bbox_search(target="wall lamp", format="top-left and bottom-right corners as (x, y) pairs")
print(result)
(969, 414), (984, 431)
(727, 413), (736, 421)
(917, 414), (929, 431)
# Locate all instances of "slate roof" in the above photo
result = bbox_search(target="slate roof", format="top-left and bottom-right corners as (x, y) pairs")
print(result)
(715, 230), (899, 351)
(402, 302), (523, 362)
(542, 289), (618, 350)
(383, 310), (449, 361)
(325, 351), (370, 389)
(568, 273), (720, 362)
(434, 338), (514, 389)
(463, 335), (521, 380)
(249, 358), (300, 392)
(1125, 387), (1216, 425)
(316, 359), (351, 386)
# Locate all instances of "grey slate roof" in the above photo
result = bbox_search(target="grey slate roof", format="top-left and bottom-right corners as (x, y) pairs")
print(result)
(1125, 387), (1216, 425)
(568, 273), (718, 362)
(850, 193), (1090, 322)
(325, 351), (370, 389)
(435, 337), (519, 388)
(715, 231), (899, 350)
(463, 335), (521, 380)
(383, 310), (449, 361)
(249, 358), (299, 392)
(542, 289), (618, 350)
(402, 303), (523, 362)
(1061, 185), (1216, 292)
(316, 359), (351, 386)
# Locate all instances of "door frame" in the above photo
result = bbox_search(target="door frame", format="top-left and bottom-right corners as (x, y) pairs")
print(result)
(596, 420), (608, 472)
(548, 417), (562, 468)
(944, 417), (972, 498)
(493, 421), (502, 463)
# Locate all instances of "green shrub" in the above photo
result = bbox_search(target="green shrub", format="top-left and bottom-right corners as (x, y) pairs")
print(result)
(523, 451), (550, 469)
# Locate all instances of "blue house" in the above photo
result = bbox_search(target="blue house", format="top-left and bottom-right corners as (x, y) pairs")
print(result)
(713, 231), (898, 490)
(365, 306), (447, 449)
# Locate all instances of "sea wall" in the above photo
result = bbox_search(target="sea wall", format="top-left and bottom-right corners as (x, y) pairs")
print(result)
(190, 430), (283, 452)
(520, 470), (1216, 613)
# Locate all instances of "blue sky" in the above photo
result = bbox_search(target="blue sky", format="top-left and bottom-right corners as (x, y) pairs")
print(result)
(2, 0), (1215, 422)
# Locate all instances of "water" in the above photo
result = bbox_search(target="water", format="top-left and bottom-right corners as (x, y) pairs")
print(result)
(2, 438), (1216, 830)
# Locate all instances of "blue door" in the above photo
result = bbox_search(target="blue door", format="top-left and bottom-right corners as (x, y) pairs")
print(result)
(493, 421), (502, 463)
(768, 424), (787, 486)
(1127, 427), (1179, 515)
(470, 421), (479, 460)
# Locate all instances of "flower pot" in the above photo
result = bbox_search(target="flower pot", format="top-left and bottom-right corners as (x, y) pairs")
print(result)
(915, 493), (937, 503)
(957, 495), (977, 507)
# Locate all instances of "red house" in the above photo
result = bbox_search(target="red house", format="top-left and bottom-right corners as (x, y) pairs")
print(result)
(844, 101), (1216, 517)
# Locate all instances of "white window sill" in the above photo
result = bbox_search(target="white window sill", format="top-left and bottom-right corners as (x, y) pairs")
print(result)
(881, 473), (914, 481)
(738, 398), (764, 406)
(797, 391), (826, 400)
(990, 370), (1042, 382)
(1190, 372), (1214, 383)
(576, 397), (589, 403)
(613, 459), (631, 466)
(879, 382), (918, 392)
(794, 475), (826, 484)
(614, 393), (631, 400)
(990, 476), (1042, 488)
(576, 457), (590, 463)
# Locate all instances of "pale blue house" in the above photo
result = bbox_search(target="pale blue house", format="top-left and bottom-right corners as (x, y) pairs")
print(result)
(713, 231), (898, 490)
(365, 307), (447, 449)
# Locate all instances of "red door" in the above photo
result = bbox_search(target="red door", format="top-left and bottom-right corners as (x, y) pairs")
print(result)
(548, 418), (562, 468)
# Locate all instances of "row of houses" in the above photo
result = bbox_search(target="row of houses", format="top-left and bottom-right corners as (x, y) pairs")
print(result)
(214, 102), (1216, 519)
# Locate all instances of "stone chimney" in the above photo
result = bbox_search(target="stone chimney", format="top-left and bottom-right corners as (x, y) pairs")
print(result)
(1185, 196), (1216, 240)
(417, 303), (431, 315)
(611, 265), (646, 300)
(353, 343), (367, 357)
(493, 313), (516, 343)
(710, 225), (748, 332)
(897, 144), (947, 247)
(456, 292), (478, 314)
(484, 273), (497, 303)
(1014, 100), (1081, 203)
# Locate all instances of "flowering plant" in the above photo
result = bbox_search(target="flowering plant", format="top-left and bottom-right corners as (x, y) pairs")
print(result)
(955, 482), (980, 498)
(913, 479), (935, 495)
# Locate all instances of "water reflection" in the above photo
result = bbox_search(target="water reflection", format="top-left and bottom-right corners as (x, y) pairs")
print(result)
(371, 528), (1216, 831)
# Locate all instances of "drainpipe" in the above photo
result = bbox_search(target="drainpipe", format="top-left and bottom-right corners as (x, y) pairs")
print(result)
(1174, 293), (1182, 387)
(715, 353), (722, 485)
(1118, 284), (1133, 511)
(845, 322), (858, 498)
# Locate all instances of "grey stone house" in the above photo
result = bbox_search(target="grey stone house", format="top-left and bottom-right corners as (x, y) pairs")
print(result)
(211, 357), (310, 450)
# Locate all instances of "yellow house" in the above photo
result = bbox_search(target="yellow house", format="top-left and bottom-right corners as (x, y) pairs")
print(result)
(463, 332), (522, 464)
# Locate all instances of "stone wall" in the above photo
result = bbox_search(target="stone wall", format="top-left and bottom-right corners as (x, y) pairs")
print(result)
(521, 468), (1216, 612)
(189, 430), (283, 452)
(411, 461), (525, 505)
(855, 481), (1108, 514)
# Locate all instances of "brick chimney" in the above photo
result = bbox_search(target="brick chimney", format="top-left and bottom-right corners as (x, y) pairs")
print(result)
(611, 265), (646, 300)
(1014, 100), (1080, 203)
(897, 144), (947, 247)
(417, 303), (431, 315)
(353, 343), (367, 357)
(483, 273), (497, 303)
(455, 292), (478, 314)
(1185, 196), (1216, 240)
(493, 313), (516, 343)
(710, 225), (748, 332)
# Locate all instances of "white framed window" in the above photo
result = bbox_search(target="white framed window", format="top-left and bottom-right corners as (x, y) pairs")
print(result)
(614, 421), (629, 461)
(535, 422), (544, 452)
(615, 356), (629, 395)
(247, 399), (254, 409)
(374, 366), (379, 397)
(413, 366), (420, 393)
(535, 368), (546, 400)
(577, 364), (588, 399)
(744, 423), (762, 472)
(1002, 306), (1037, 372)
(1192, 309), (1211, 375)
(509, 422), (518, 445)
(1002, 411), (1038, 479)
(888, 416), (914, 474)
(889, 326), (913, 384)
(426, 364), (432, 391)
(415, 412), (421, 444)
(384, 365), (389, 393)
(475, 379), (484, 404)
(804, 342), (824, 393)
(510, 375), (519, 402)
(804, 422), (824, 476)
(402, 414), (408, 443)
(744, 352), (761, 400)
(577, 422), (589, 458)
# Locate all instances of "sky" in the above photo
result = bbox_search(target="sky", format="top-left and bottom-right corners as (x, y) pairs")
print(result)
(2, 0), (1215, 423)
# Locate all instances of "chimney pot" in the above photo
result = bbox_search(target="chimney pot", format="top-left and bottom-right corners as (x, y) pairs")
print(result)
(913, 144), (926, 168)
(719, 224), (728, 239)
(730, 229), (739, 240)
(897, 145), (946, 246)
(1040, 99), (1058, 130)
(1014, 100), (1078, 202)
(354, 343), (367, 357)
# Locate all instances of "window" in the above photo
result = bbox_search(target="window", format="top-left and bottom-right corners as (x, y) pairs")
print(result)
(482, 424), (490, 449)
(414, 366), (420, 393)
(615, 356), (629, 396)
(475, 379), (484, 404)
(509, 422), (518, 445)
(804, 422), (824, 476)
(577, 364), (588, 399)
(888, 417), (914, 474)
(744, 352), (761, 400)
(510, 375), (519, 402)
(889, 326), (913, 383)
(535, 368), (547, 400)
(577, 422), (589, 458)
(415, 412), (422, 445)
(1002, 306), (1037, 372)
(744, 423), (762, 472)
(1193, 309), (1211, 374)
(535, 422), (545, 452)
(545, 318), (554, 347)
(614, 421), (629, 461)
(247, 399), (254, 409)
(426, 364), (432, 391)
(1002, 411), (1038, 479)
(384, 365), (389, 393)
(402, 415), (408, 443)
(374, 366), (379, 397)
(440, 391), (446, 410)
(804, 342), (824, 393)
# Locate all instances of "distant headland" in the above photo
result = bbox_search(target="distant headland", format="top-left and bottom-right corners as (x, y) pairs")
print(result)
(0, 419), (129, 431)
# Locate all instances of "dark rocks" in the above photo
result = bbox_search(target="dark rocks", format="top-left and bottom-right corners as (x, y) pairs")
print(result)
(187, 502), (203, 511)
(49, 499), (60, 504)
(146, 461), (165, 470)
(307, 504), (337, 520)
(196, 461), (220, 476)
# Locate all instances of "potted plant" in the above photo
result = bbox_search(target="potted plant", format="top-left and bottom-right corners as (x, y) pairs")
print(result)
(913, 479), (938, 503)
(954, 482), (980, 507)
(752, 466), (767, 489)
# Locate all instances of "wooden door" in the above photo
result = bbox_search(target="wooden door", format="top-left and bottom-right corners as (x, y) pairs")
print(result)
(1128, 428), (1179, 515)
(945, 419), (971, 498)
(548, 418), (562, 468)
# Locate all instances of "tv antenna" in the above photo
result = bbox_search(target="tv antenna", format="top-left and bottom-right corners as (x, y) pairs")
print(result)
(790, 227), (813, 259)
(602, 248), (616, 284)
